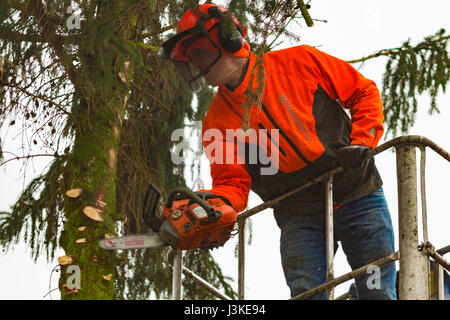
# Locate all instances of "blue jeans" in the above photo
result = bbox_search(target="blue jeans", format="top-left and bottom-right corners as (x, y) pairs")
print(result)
(279, 187), (397, 300)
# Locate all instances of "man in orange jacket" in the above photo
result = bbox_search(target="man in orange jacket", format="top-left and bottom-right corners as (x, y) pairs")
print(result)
(159, 3), (397, 300)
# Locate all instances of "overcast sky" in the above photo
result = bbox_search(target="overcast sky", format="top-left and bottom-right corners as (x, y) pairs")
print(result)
(1, 0), (449, 300)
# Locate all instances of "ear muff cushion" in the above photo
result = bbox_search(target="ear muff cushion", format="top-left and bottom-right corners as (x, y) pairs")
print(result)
(184, 26), (249, 60)
(206, 5), (244, 54)
(218, 22), (244, 53)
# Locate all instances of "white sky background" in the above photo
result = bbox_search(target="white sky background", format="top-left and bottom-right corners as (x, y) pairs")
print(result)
(1, 0), (449, 300)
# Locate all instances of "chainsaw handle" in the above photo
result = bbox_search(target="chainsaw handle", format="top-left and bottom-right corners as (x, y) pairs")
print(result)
(165, 187), (216, 216)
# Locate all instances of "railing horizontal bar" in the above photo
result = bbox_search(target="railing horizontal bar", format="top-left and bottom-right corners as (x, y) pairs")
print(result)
(334, 291), (353, 300)
(290, 251), (400, 300)
(429, 252), (450, 272)
(421, 241), (450, 272)
(370, 135), (450, 163)
(182, 266), (232, 300)
(437, 245), (450, 256)
(238, 171), (338, 222)
(238, 135), (450, 223)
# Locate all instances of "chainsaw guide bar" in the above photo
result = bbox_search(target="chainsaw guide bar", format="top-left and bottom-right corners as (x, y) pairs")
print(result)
(98, 233), (170, 250)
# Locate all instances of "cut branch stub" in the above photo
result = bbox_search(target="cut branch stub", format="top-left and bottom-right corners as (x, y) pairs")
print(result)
(66, 188), (83, 198)
(118, 72), (127, 83)
(64, 287), (79, 295)
(75, 237), (95, 244)
(95, 199), (107, 209)
(102, 274), (113, 281)
(297, 0), (314, 27)
(83, 206), (104, 222)
(58, 255), (74, 265)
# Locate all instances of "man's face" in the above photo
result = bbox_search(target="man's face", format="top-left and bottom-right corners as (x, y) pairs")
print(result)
(188, 48), (228, 87)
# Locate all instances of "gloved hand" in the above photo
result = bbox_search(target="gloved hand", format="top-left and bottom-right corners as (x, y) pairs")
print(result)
(336, 145), (370, 171)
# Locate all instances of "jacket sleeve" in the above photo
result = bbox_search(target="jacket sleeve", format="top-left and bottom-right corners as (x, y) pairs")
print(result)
(196, 103), (252, 214)
(303, 45), (385, 148)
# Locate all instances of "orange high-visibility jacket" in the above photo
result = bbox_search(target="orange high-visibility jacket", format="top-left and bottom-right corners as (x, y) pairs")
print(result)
(198, 45), (384, 220)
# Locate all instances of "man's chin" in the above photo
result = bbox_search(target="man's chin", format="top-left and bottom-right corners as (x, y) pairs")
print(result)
(205, 78), (220, 87)
(202, 73), (218, 86)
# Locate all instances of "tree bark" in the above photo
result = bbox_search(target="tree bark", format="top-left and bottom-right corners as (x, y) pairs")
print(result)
(59, 84), (128, 299)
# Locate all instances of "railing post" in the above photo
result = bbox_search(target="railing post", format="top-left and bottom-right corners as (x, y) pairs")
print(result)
(238, 219), (246, 300)
(396, 145), (430, 300)
(437, 265), (445, 300)
(172, 249), (183, 300)
(325, 175), (334, 299)
(419, 146), (429, 243)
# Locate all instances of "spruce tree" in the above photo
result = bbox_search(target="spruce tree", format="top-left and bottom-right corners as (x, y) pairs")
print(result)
(0, 0), (448, 300)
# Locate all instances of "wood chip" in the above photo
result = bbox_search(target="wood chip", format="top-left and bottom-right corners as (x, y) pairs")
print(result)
(64, 288), (79, 295)
(96, 199), (107, 209)
(118, 72), (127, 83)
(58, 255), (74, 265)
(102, 274), (113, 281)
(66, 188), (83, 198)
(104, 233), (115, 239)
(83, 206), (104, 222)
(78, 226), (86, 232)
(75, 238), (86, 244)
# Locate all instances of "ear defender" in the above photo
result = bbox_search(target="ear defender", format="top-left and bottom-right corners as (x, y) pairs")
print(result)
(207, 6), (244, 54)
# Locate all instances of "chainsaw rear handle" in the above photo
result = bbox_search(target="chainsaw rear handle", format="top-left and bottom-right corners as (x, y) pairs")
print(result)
(165, 187), (217, 218)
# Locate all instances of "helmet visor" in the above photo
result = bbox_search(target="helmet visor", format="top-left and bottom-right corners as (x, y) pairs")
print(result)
(172, 60), (206, 93)
(159, 26), (222, 92)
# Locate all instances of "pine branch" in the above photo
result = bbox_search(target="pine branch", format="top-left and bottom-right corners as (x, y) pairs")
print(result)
(0, 26), (43, 43)
(364, 29), (450, 136)
(24, 0), (78, 87)
(297, 0), (314, 27)
(6, 0), (25, 11)
(346, 34), (450, 64)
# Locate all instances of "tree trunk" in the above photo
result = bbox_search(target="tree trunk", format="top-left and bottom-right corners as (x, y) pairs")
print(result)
(59, 86), (128, 299)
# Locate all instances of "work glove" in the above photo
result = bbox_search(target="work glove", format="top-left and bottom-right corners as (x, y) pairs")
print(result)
(336, 145), (370, 171)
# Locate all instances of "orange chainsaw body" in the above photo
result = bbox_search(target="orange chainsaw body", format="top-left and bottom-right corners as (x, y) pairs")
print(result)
(159, 197), (238, 250)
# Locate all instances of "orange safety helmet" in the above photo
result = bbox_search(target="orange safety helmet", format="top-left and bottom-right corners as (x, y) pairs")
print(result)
(158, 3), (249, 92)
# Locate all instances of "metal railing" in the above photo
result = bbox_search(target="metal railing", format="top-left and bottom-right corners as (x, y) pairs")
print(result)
(167, 135), (450, 300)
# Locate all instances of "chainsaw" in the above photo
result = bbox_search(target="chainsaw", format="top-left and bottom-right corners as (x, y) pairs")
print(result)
(99, 184), (238, 251)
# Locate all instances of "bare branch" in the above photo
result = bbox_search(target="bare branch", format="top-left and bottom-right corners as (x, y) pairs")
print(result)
(0, 81), (70, 115)
(140, 23), (177, 39)
(0, 153), (58, 167)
